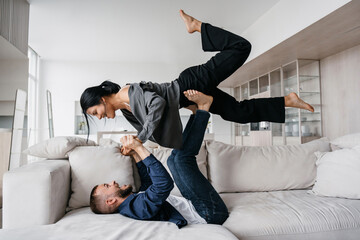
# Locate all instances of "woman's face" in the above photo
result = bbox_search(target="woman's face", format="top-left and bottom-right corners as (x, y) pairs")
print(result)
(86, 102), (116, 119)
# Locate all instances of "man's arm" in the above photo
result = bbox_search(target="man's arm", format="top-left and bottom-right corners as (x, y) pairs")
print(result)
(131, 151), (152, 191)
(132, 143), (174, 203)
(120, 135), (173, 219)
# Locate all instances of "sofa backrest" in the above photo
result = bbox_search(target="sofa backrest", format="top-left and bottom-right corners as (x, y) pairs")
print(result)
(66, 138), (330, 210)
(66, 144), (208, 210)
(205, 138), (330, 193)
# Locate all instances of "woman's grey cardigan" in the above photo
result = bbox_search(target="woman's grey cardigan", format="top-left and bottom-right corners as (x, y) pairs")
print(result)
(120, 80), (183, 149)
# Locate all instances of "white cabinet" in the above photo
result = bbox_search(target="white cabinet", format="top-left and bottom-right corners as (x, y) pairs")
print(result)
(234, 59), (322, 146)
(283, 59), (322, 145)
(0, 0), (29, 55)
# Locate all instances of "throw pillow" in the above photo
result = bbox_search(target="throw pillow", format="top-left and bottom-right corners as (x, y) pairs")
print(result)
(206, 138), (330, 193)
(309, 145), (360, 199)
(23, 136), (96, 159)
(67, 146), (134, 210)
(331, 132), (360, 149)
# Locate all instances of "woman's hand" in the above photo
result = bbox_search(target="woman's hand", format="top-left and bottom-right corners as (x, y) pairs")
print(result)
(120, 135), (142, 150)
(120, 146), (134, 156)
(120, 135), (150, 160)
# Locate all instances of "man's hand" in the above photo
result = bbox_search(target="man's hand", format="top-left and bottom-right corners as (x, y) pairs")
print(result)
(120, 135), (143, 150)
(120, 147), (134, 156)
(120, 135), (150, 160)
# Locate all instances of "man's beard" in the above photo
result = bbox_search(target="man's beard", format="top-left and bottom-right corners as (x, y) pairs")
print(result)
(116, 185), (133, 198)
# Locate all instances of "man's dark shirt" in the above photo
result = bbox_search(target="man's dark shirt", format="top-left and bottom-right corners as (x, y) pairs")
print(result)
(117, 154), (187, 228)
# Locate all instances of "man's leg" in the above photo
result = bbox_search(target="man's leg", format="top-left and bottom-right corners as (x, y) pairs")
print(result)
(167, 92), (229, 224)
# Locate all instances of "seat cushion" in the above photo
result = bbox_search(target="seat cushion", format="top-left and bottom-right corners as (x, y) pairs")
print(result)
(221, 190), (360, 240)
(0, 208), (238, 240)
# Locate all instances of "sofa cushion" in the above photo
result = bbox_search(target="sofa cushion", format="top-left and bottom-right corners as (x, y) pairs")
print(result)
(309, 145), (360, 199)
(3, 160), (70, 229)
(221, 190), (360, 240)
(67, 146), (134, 210)
(132, 144), (208, 197)
(23, 136), (96, 159)
(206, 138), (330, 193)
(331, 132), (360, 149)
(0, 207), (238, 240)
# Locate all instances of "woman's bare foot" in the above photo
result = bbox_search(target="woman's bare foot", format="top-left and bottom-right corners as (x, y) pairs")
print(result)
(179, 9), (202, 33)
(285, 92), (314, 112)
(184, 90), (213, 111)
(185, 104), (198, 114)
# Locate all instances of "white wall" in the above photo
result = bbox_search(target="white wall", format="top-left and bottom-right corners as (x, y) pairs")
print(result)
(320, 44), (360, 140)
(0, 60), (28, 101)
(211, 88), (233, 145)
(241, 0), (350, 62)
(37, 60), (233, 143)
(36, 1), (353, 145)
(37, 60), (175, 141)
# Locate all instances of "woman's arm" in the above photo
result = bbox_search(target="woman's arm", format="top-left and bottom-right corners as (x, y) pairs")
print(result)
(136, 91), (166, 143)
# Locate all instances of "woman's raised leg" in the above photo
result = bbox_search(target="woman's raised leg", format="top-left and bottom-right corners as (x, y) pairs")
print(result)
(177, 10), (251, 107)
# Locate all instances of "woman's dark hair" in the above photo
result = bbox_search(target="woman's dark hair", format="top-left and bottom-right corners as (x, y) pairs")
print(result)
(80, 80), (121, 141)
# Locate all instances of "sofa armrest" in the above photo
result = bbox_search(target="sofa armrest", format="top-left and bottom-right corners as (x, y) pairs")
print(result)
(2, 160), (70, 229)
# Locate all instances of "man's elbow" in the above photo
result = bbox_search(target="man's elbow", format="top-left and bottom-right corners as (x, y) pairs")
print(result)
(165, 178), (174, 192)
(159, 177), (174, 193)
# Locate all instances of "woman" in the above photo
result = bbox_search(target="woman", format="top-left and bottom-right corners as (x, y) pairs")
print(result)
(80, 10), (314, 149)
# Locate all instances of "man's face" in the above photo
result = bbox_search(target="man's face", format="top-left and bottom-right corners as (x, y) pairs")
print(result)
(95, 181), (132, 198)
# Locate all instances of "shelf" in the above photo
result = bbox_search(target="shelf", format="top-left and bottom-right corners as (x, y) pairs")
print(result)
(285, 112), (321, 117)
(285, 135), (320, 138)
(285, 120), (321, 123)
(284, 75), (319, 82)
(283, 75), (320, 88)
(299, 91), (320, 97)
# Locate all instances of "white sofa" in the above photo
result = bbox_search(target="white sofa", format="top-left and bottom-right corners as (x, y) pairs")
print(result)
(1, 138), (360, 240)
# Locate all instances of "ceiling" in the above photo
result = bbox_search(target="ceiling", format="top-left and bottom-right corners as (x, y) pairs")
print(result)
(28, 0), (280, 63)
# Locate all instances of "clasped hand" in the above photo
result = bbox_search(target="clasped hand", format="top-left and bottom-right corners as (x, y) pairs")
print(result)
(120, 135), (142, 156)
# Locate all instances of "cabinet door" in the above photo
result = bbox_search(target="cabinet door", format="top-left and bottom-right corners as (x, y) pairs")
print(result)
(10, 0), (29, 55)
(0, 0), (11, 40)
(249, 131), (272, 146)
(270, 69), (283, 145)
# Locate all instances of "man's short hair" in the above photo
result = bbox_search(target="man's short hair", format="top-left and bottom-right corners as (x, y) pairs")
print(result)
(89, 185), (117, 214)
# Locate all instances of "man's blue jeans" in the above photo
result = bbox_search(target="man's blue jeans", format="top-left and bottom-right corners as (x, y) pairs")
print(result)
(167, 110), (229, 225)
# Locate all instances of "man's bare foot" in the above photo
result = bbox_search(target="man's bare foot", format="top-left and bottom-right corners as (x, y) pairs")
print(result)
(285, 92), (314, 112)
(185, 104), (198, 114)
(179, 9), (202, 33)
(184, 90), (213, 111)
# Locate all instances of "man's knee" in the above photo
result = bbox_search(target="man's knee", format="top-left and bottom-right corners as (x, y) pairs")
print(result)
(166, 149), (179, 171)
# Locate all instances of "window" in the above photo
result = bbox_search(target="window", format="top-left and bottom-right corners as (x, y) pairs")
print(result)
(27, 47), (40, 162)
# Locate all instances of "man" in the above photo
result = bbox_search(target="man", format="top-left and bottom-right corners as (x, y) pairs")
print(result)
(89, 90), (228, 228)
